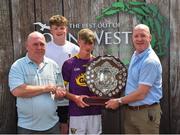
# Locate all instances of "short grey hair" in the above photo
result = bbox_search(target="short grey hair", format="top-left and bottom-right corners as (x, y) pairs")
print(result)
(133, 24), (150, 34)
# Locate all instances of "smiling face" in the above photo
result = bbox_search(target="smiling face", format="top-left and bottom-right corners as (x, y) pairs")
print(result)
(132, 24), (152, 54)
(26, 32), (46, 64)
(50, 25), (67, 41)
(49, 15), (68, 44)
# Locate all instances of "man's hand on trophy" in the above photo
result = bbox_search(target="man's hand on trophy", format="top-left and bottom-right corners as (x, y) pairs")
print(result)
(74, 95), (90, 108)
(105, 98), (122, 110)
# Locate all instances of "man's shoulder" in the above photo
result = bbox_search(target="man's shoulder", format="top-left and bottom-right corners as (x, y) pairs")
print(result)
(145, 52), (161, 65)
(9, 56), (28, 74)
(12, 56), (27, 66)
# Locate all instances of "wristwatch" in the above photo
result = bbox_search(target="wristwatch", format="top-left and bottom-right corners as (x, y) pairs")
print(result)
(117, 98), (123, 105)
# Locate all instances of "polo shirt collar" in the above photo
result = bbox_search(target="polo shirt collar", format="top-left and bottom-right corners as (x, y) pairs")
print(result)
(25, 53), (48, 64)
(134, 45), (151, 59)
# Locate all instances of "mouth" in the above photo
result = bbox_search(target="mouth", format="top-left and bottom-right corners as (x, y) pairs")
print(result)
(85, 50), (91, 53)
(56, 33), (64, 36)
(136, 42), (144, 46)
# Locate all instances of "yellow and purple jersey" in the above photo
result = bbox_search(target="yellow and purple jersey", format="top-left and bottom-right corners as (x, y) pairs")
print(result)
(62, 55), (102, 116)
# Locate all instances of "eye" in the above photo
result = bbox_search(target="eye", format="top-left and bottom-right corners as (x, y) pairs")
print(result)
(54, 27), (58, 30)
(33, 43), (38, 47)
(60, 27), (65, 30)
(40, 43), (45, 47)
(140, 34), (146, 38)
(133, 35), (138, 38)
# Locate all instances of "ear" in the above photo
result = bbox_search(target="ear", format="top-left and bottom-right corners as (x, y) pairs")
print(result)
(149, 34), (152, 42)
(66, 27), (68, 32)
(25, 41), (29, 50)
(77, 38), (80, 45)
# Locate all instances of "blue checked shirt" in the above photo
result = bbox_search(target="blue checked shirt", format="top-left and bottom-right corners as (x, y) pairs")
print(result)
(125, 46), (162, 106)
(9, 54), (64, 131)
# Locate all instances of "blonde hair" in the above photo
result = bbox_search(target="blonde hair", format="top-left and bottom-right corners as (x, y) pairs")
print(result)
(78, 28), (96, 44)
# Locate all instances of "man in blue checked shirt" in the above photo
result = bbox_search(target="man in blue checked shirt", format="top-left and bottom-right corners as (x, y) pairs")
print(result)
(105, 24), (162, 134)
(8, 31), (66, 134)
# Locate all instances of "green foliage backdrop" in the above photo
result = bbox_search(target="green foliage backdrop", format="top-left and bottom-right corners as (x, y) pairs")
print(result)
(96, 1), (170, 56)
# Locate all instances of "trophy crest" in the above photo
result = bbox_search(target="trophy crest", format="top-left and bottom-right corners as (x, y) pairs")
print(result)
(84, 55), (127, 105)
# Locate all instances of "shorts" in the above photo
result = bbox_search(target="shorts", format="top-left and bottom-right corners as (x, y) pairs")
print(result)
(69, 115), (102, 134)
(57, 106), (69, 123)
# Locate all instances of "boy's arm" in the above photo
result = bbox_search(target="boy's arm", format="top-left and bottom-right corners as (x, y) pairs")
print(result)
(65, 91), (89, 108)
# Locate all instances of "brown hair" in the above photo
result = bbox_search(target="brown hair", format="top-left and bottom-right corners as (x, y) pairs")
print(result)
(49, 15), (68, 27)
(78, 28), (96, 44)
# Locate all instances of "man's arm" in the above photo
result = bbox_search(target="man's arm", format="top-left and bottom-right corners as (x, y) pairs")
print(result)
(120, 84), (151, 104)
(11, 84), (56, 98)
(105, 84), (151, 109)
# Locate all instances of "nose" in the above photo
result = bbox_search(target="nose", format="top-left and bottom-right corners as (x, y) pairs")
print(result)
(136, 36), (142, 41)
(135, 36), (144, 43)
(57, 28), (61, 32)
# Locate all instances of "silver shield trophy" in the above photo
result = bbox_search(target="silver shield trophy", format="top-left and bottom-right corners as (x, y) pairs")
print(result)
(84, 55), (127, 105)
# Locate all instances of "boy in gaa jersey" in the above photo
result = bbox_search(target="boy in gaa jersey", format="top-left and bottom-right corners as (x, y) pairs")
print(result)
(62, 28), (102, 134)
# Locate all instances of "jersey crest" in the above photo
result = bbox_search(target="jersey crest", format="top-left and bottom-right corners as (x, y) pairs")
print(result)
(75, 73), (87, 87)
